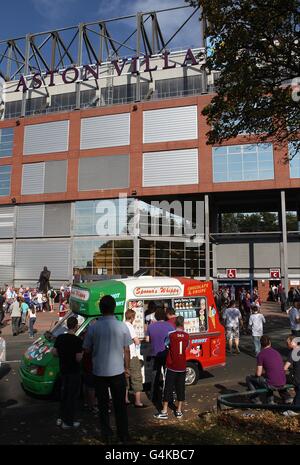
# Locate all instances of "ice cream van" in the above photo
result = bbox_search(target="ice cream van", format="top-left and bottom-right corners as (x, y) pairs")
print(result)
(19, 277), (225, 396)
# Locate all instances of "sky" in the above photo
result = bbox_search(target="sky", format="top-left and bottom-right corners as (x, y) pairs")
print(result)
(0, 0), (202, 78)
(0, 0), (200, 46)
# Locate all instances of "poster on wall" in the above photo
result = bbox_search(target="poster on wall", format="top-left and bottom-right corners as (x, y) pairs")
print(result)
(127, 300), (145, 339)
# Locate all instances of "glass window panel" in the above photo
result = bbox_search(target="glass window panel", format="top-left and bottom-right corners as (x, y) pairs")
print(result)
(244, 171), (258, 180)
(213, 147), (227, 155)
(228, 153), (242, 164)
(0, 165), (11, 196)
(228, 145), (241, 154)
(289, 145), (300, 178)
(4, 100), (22, 119)
(243, 144), (257, 153)
(214, 171), (227, 182)
(259, 170), (274, 180)
(228, 172), (243, 181)
(243, 153), (257, 163)
(0, 128), (14, 157)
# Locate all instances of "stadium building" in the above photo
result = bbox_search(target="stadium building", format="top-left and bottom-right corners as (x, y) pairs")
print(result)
(0, 5), (299, 300)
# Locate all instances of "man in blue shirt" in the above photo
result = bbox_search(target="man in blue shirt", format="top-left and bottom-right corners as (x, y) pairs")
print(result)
(83, 295), (132, 443)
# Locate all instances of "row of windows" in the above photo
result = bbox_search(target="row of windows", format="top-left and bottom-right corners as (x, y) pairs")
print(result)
(0, 143), (299, 196)
(3, 76), (207, 119)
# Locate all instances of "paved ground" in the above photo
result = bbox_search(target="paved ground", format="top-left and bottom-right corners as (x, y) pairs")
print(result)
(0, 302), (292, 444)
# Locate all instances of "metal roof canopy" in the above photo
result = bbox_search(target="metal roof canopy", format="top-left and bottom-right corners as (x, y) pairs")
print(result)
(0, 4), (204, 82)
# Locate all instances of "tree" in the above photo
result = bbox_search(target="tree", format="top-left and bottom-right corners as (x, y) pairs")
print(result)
(185, 0), (300, 159)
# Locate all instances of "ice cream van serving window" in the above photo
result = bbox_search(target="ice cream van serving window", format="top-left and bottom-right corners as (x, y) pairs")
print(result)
(173, 297), (208, 334)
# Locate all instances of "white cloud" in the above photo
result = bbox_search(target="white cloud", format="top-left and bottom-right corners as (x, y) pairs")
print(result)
(31, 0), (79, 22)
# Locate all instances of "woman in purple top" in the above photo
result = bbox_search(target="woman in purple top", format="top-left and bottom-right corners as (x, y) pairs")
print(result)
(246, 335), (290, 404)
(146, 306), (173, 405)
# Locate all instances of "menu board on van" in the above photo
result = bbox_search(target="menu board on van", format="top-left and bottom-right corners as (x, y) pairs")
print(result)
(174, 297), (208, 334)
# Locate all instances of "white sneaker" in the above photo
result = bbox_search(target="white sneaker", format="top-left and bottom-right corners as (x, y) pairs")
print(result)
(61, 422), (72, 429)
(61, 421), (80, 429)
(56, 418), (63, 426)
(282, 410), (299, 417)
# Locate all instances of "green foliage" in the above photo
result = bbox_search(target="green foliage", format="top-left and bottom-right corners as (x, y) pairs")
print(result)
(221, 211), (298, 232)
(185, 0), (300, 159)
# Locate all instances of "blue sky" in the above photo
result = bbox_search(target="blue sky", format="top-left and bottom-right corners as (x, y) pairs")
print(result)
(0, 0), (200, 46)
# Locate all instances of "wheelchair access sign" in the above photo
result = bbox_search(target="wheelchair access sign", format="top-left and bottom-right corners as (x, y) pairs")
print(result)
(226, 269), (237, 279)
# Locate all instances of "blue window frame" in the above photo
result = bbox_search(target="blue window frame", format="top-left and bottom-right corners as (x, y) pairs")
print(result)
(213, 143), (274, 183)
(0, 165), (12, 196)
(289, 142), (300, 178)
(0, 128), (14, 158)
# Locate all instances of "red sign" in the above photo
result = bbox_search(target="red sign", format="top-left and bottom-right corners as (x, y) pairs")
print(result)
(270, 269), (281, 279)
(226, 269), (237, 279)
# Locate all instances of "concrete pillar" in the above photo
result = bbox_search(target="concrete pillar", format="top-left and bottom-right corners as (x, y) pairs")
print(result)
(280, 191), (289, 291)
(205, 194), (210, 280)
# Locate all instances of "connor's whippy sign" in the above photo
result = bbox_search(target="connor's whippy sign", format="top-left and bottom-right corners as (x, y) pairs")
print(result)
(14, 48), (203, 93)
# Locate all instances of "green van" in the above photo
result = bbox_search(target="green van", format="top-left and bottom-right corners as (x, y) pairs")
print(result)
(19, 276), (225, 395)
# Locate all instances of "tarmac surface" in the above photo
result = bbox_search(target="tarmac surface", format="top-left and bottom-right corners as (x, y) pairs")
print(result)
(0, 302), (292, 444)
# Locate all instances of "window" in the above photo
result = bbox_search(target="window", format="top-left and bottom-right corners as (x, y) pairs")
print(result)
(25, 96), (47, 116)
(0, 165), (12, 196)
(21, 160), (67, 195)
(213, 143), (274, 183)
(155, 75), (204, 99)
(289, 142), (300, 178)
(101, 82), (149, 105)
(4, 100), (22, 119)
(48, 92), (76, 113)
(80, 89), (97, 108)
(0, 128), (14, 157)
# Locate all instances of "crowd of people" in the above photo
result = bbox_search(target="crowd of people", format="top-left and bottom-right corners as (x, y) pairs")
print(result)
(214, 285), (300, 417)
(52, 296), (190, 442)
(2, 277), (300, 441)
(0, 284), (71, 337)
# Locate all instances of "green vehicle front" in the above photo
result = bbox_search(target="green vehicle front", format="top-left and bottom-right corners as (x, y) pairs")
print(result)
(19, 280), (127, 396)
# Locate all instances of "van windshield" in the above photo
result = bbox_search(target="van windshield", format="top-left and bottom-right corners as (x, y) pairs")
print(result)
(48, 312), (86, 339)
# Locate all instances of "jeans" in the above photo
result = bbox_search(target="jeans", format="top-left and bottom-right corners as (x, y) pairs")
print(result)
(293, 385), (300, 407)
(246, 375), (289, 402)
(60, 373), (81, 426)
(11, 317), (21, 335)
(252, 336), (261, 355)
(150, 354), (167, 403)
(0, 309), (4, 325)
(21, 312), (27, 325)
(94, 373), (128, 440)
(29, 317), (36, 337)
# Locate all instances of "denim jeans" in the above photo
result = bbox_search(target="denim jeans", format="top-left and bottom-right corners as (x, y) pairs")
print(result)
(29, 317), (36, 337)
(94, 373), (128, 440)
(252, 336), (261, 355)
(11, 317), (21, 335)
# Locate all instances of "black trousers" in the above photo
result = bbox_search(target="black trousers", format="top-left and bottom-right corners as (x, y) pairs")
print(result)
(94, 373), (128, 440)
(60, 373), (81, 426)
(151, 355), (167, 402)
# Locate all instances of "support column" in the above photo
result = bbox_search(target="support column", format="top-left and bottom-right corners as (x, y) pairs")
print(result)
(205, 194), (210, 280)
(212, 242), (218, 291)
(135, 12), (142, 102)
(21, 34), (31, 117)
(281, 190), (289, 291)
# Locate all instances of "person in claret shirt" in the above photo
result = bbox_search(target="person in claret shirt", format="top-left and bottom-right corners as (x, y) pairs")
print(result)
(154, 316), (189, 420)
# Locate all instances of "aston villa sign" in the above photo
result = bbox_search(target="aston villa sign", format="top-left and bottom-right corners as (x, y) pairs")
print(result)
(15, 48), (203, 93)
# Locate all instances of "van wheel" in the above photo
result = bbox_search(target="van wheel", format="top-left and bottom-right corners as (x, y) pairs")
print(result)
(185, 362), (199, 386)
